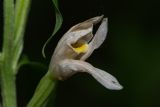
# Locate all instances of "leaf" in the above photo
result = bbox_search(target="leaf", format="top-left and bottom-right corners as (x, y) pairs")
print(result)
(15, 0), (31, 42)
(27, 73), (57, 107)
(17, 55), (47, 73)
(13, 0), (31, 74)
(42, 0), (63, 58)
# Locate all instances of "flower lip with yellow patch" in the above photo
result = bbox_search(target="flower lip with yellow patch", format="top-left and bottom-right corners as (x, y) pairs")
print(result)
(72, 43), (89, 54)
(71, 32), (93, 54)
(49, 15), (123, 90)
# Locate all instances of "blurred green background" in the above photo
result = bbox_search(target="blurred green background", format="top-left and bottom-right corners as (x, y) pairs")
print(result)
(1, 0), (160, 107)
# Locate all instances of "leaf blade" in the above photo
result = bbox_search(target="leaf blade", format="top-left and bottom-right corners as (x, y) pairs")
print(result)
(42, 0), (63, 58)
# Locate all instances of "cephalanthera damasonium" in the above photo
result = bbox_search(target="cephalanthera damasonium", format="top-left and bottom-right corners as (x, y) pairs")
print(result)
(49, 15), (123, 90)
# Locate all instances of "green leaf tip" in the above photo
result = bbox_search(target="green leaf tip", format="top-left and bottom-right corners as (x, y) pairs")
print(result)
(42, 0), (63, 58)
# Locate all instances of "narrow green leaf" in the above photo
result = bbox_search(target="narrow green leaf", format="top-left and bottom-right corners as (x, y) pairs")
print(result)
(17, 55), (47, 72)
(13, 0), (31, 74)
(27, 73), (57, 107)
(15, 0), (31, 42)
(42, 0), (63, 58)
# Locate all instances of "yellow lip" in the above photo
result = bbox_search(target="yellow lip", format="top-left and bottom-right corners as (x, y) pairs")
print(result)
(73, 43), (89, 54)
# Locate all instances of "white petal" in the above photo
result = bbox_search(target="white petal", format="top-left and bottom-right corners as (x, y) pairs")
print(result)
(91, 18), (108, 49)
(81, 18), (108, 60)
(89, 67), (123, 90)
(68, 15), (104, 32)
(57, 59), (91, 79)
(57, 59), (123, 90)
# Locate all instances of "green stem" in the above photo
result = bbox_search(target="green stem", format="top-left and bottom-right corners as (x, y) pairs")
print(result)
(1, 49), (17, 107)
(1, 0), (17, 106)
(27, 72), (57, 107)
(0, 65), (17, 107)
(1, 0), (31, 106)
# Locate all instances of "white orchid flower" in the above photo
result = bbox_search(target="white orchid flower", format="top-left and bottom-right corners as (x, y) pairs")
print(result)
(49, 15), (123, 90)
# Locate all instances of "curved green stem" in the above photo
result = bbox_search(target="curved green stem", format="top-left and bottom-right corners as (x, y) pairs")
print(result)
(27, 72), (57, 107)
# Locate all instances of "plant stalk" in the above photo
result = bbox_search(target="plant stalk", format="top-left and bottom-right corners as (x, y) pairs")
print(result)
(27, 72), (57, 107)
(1, 0), (31, 106)
(1, 0), (17, 106)
(0, 64), (17, 107)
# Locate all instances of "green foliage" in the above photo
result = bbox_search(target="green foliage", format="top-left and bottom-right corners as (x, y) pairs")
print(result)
(42, 0), (63, 58)
(1, 0), (17, 106)
(27, 73), (57, 107)
(13, 0), (31, 74)
(1, 0), (31, 107)
(18, 55), (47, 72)
(1, 0), (61, 106)
(27, 0), (63, 106)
